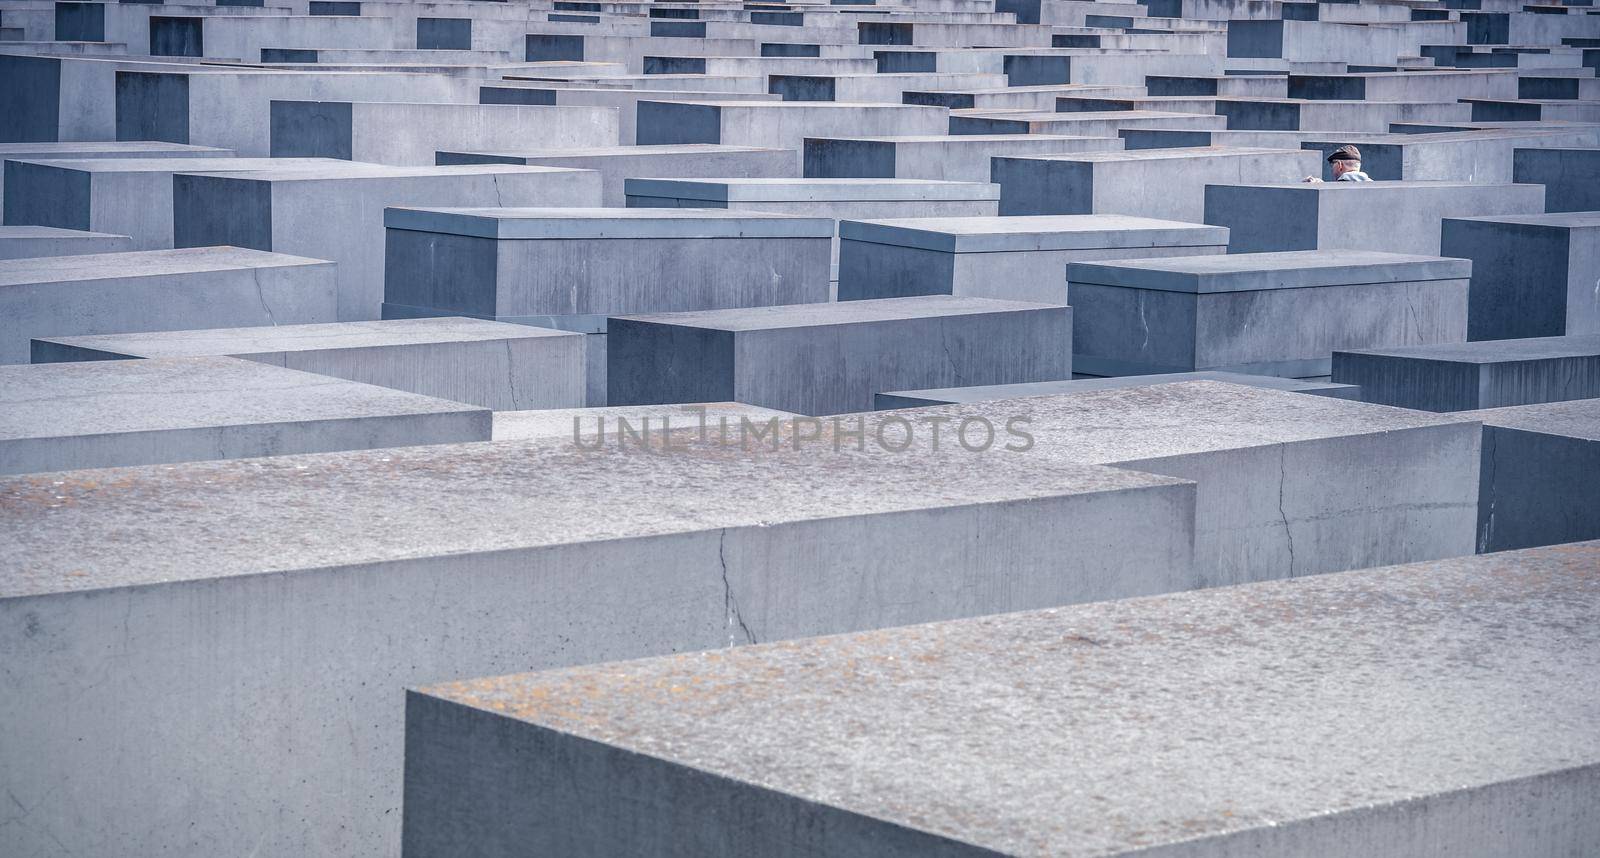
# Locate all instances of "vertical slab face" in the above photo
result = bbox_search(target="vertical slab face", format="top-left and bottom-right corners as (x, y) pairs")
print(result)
(1442, 214), (1600, 341)
(0, 435), (1195, 858)
(1513, 147), (1600, 212)
(416, 17), (471, 50)
(1332, 336), (1600, 412)
(1469, 400), (1600, 553)
(404, 542), (1600, 858)
(0, 55), (61, 144)
(268, 100), (355, 160)
(114, 71), (190, 144)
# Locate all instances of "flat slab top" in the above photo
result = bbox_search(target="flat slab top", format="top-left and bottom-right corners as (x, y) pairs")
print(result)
(881, 371), (1355, 404)
(492, 402), (797, 441)
(1217, 180), (1545, 193)
(9, 157), (345, 175)
(185, 163), (588, 182)
(0, 425), (1184, 599)
(33, 317), (580, 358)
(616, 295), (1061, 331)
(840, 214), (1227, 252)
(1445, 212), (1600, 230)
(438, 145), (788, 159)
(0, 355), (481, 443)
(1004, 145), (1310, 164)
(0, 142), (229, 156)
(875, 380), (1475, 464)
(383, 206), (836, 239)
(645, 100), (941, 110)
(623, 177), (1002, 202)
(420, 541), (1600, 857)
(0, 225), (128, 240)
(1338, 334), (1600, 364)
(1466, 398), (1600, 442)
(0, 246), (331, 288)
(806, 134), (1113, 144)
(1068, 249), (1470, 293)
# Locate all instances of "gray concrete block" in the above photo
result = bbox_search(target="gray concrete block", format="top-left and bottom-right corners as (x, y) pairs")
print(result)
(0, 140), (231, 219)
(172, 163), (602, 322)
(0, 246), (337, 364)
(635, 100), (949, 170)
(1204, 180), (1547, 255)
(801, 133), (1123, 181)
(0, 355), (490, 474)
(876, 371), (1360, 408)
(269, 100), (621, 166)
(492, 402), (798, 441)
(837, 214), (1228, 303)
(1069, 250), (1470, 377)
(993, 147), (1320, 221)
(403, 539), (1595, 857)
(32, 317), (585, 410)
(608, 295), (1073, 415)
(1332, 335), (1600, 412)
(1469, 398), (1600, 552)
(1441, 212), (1600, 341)
(1512, 146), (1600, 212)
(435, 144), (793, 206)
(0, 224), (132, 259)
(0, 429), (1196, 857)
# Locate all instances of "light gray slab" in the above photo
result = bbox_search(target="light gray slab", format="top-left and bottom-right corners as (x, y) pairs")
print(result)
(383, 206), (836, 239)
(404, 541), (1600, 858)
(623, 177), (1002, 203)
(877, 372), (1360, 408)
(0, 225), (133, 260)
(492, 402), (798, 441)
(1067, 249), (1473, 293)
(840, 214), (1229, 253)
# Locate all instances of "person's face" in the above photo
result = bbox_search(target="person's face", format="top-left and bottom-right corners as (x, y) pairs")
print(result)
(1332, 159), (1357, 177)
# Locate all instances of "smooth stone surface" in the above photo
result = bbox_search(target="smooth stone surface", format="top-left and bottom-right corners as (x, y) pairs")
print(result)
(876, 371), (1360, 408)
(0, 224), (132, 259)
(32, 317), (586, 410)
(1441, 212), (1600, 341)
(0, 356), (490, 475)
(1512, 147), (1600, 212)
(1333, 335), (1600, 412)
(0, 141), (232, 219)
(435, 144), (793, 206)
(1469, 398), (1600, 553)
(802, 134), (1124, 182)
(404, 541), (1600, 857)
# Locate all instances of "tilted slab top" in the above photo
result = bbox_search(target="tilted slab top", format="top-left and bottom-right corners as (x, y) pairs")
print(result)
(1068, 249), (1471, 293)
(0, 246), (333, 287)
(33, 317), (579, 359)
(1338, 334), (1600, 364)
(383, 206), (836, 239)
(623, 177), (1002, 202)
(185, 163), (591, 182)
(841, 214), (1229, 253)
(1007, 144), (1312, 163)
(407, 540), (1600, 857)
(615, 295), (1058, 332)
(1444, 211), (1600, 230)
(1467, 397), (1600, 442)
(878, 371), (1358, 406)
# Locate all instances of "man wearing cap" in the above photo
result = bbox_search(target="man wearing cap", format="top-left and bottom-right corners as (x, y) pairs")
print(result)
(1303, 145), (1372, 183)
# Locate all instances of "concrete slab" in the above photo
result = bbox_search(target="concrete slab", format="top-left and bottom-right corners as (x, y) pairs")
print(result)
(0, 140), (231, 218)
(0, 426), (1196, 857)
(435, 144), (793, 206)
(1512, 146), (1600, 211)
(32, 317), (586, 410)
(492, 402), (798, 441)
(1205, 180), (1547, 255)
(0, 355), (489, 474)
(269, 100), (621, 165)
(0, 246), (336, 364)
(1442, 212), (1600, 341)
(837, 214), (1228, 303)
(1333, 334), (1600, 411)
(801, 133), (1123, 181)
(0, 224), (131, 259)
(403, 540), (1600, 857)
(635, 100), (950, 170)
(1469, 398), (1600, 552)
(876, 371), (1360, 408)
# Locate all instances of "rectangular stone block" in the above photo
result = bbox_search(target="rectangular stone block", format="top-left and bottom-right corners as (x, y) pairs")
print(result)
(0, 140), (230, 218)
(32, 317), (585, 410)
(1470, 399), (1600, 552)
(1204, 180), (1546, 255)
(949, 108), (1227, 137)
(0, 224), (131, 259)
(1332, 335), (1600, 412)
(0, 246), (336, 364)
(0, 427), (1196, 857)
(0, 356), (489, 474)
(435, 144), (793, 206)
(635, 100), (949, 170)
(837, 214), (1228, 304)
(2, 156), (351, 249)
(172, 163), (602, 322)
(1069, 250), (1471, 377)
(876, 371), (1360, 408)
(1512, 146), (1600, 212)
(993, 147), (1320, 221)
(608, 295), (1073, 415)
(268, 100), (620, 166)
(1442, 213), (1600, 341)
(402, 540), (1600, 858)
(802, 133), (1123, 181)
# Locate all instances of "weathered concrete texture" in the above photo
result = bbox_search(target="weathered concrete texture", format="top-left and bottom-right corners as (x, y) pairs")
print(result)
(1441, 212), (1600, 341)
(269, 100), (621, 166)
(1469, 399), (1600, 553)
(405, 540), (1600, 858)
(837, 214), (1228, 304)
(1332, 335), (1600, 412)
(1512, 146), (1600, 212)
(435, 144), (793, 206)
(0, 355), (490, 474)
(876, 380), (1481, 583)
(993, 146), (1320, 222)
(0, 224), (131, 259)
(172, 163), (603, 321)
(608, 295), (1073, 415)
(1069, 250), (1470, 377)
(0, 140), (231, 218)
(0, 430), (1196, 858)
(492, 402), (798, 442)
(876, 371), (1360, 408)
(801, 133), (1123, 182)
(1204, 180), (1547, 255)
(32, 317), (585, 410)
(2, 156), (351, 249)
(0, 246), (337, 364)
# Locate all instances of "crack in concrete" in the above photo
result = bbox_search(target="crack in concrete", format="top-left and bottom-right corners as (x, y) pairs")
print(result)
(502, 339), (522, 408)
(1278, 443), (1297, 577)
(718, 528), (756, 646)
(251, 268), (280, 326)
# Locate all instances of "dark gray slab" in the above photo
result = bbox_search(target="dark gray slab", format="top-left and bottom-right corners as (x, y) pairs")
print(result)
(435, 144), (793, 206)
(1512, 146), (1600, 212)
(1469, 398), (1600, 553)
(1333, 334), (1600, 411)
(1442, 212), (1600, 341)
